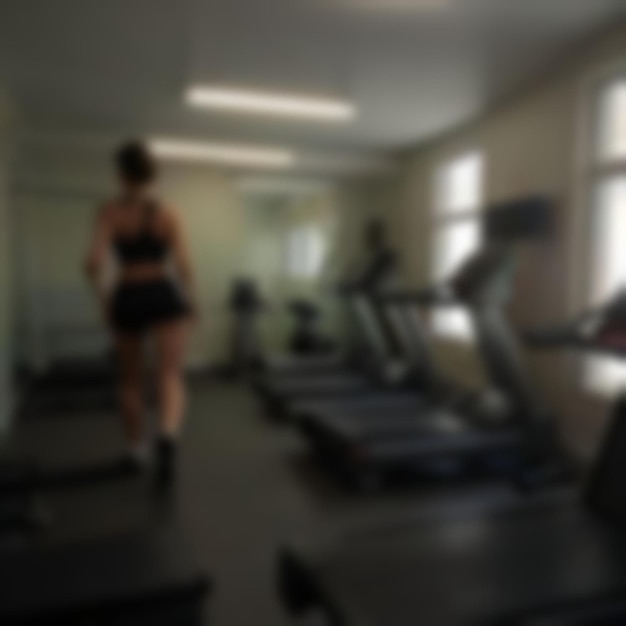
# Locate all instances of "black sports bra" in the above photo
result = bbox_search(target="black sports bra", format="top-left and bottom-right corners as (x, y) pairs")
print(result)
(113, 201), (169, 265)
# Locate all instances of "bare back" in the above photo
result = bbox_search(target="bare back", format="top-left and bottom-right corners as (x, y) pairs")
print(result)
(103, 200), (178, 283)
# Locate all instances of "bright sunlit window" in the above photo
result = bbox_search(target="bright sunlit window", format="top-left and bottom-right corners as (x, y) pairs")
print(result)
(585, 79), (626, 395)
(431, 152), (484, 341)
(285, 226), (327, 279)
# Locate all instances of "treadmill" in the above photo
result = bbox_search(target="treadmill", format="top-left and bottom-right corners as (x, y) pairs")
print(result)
(297, 197), (567, 490)
(256, 218), (397, 381)
(0, 425), (212, 624)
(0, 528), (211, 624)
(286, 285), (443, 423)
(255, 237), (408, 419)
(0, 404), (212, 624)
(19, 352), (118, 417)
(278, 289), (626, 625)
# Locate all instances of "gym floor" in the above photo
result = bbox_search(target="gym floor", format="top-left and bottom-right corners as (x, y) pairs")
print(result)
(11, 379), (548, 624)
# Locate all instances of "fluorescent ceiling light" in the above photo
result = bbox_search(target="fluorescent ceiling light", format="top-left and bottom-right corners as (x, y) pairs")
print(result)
(151, 139), (294, 168)
(341, 0), (451, 10)
(186, 86), (356, 122)
(237, 176), (330, 196)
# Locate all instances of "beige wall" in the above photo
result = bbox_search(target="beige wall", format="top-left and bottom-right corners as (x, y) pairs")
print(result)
(385, 24), (626, 458)
(11, 140), (370, 370)
(0, 95), (15, 431)
(12, 154), (249, 368)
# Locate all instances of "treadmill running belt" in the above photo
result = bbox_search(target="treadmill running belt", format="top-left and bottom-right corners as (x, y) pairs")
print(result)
(280, 505), (626, 625)
(0, 529), (210, 625)
(308, 410), (523, 455)
(269, 374), (370, 396)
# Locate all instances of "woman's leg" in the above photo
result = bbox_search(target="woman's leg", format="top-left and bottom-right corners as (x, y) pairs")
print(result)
(154, 320), (189, 438)
(114, 332), (146, 454)
(153, 320), (189, 484)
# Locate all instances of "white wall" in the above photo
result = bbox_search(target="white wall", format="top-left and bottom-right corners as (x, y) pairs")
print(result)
(384, 23), (626, 458)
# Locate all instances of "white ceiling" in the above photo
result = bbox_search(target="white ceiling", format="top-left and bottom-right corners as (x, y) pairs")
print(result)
(0, 0), (624, 160)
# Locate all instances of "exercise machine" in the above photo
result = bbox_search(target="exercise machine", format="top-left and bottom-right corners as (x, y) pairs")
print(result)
(286, 299), (335, 356)
(259, 218), (396, 380)
(0, 528), (211, 624)
(295, 197), (567, 491)
(0, 430), (213, 623)
(255, 220), (406, 418)
(278, 288), (626, 624)
(217, 277), (266, 379)
(0, 402), (213, 623)
(287, 272), (447, 424)
(19, 353), (118, 418)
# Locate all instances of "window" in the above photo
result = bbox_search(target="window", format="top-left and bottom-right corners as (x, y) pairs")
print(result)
(431, 152), (484, 341)
(585, 80), (626, 395)
(285, 225), (327, 279)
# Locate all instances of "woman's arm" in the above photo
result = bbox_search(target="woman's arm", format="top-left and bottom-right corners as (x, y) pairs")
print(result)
(84, 205), (113, 314)
(168, 209), (198, 317)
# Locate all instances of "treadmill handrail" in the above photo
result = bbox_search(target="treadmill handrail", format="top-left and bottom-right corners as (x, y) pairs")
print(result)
(372, 286), (457, 307)
(524, 289), (626, 356)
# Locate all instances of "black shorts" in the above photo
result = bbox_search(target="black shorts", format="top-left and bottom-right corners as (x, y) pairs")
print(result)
(111, 279), (190, 334)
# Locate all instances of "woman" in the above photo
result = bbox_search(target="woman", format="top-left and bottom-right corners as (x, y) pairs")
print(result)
(85, 140), (196, 485)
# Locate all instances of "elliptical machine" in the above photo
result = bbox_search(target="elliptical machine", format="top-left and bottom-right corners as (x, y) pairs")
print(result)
(220, 278), (266, 378)
(287, 300), (335, 357)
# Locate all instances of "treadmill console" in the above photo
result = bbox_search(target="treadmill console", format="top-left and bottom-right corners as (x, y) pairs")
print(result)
(484, 195), (554, 243)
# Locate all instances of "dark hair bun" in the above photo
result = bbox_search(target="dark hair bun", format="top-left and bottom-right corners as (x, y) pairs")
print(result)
(116, 140), (157, 185)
